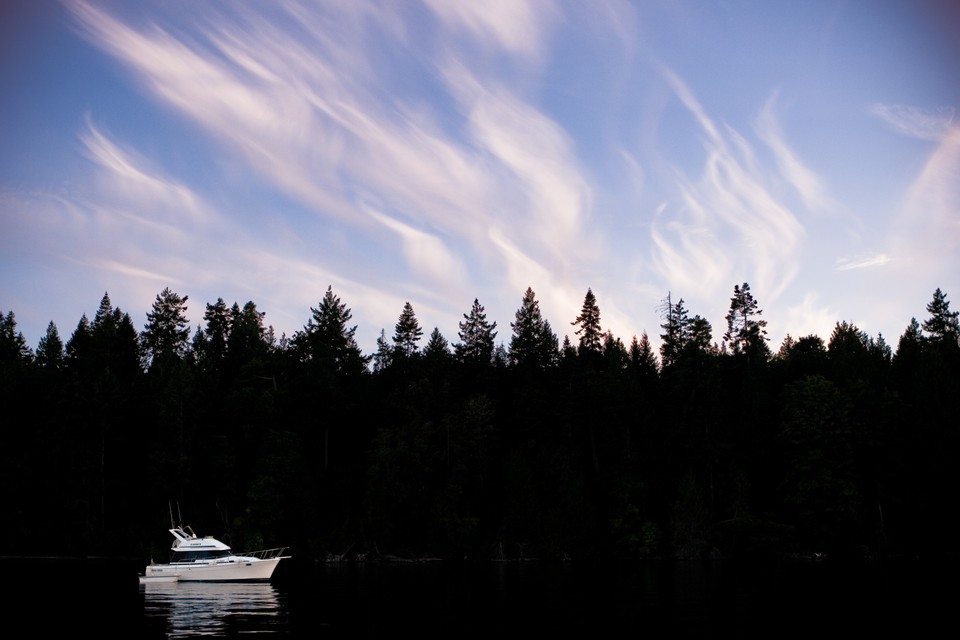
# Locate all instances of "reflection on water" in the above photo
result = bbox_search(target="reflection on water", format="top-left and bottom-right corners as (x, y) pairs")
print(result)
(141, 581), (286, 637)
(113, 557), (950, 637)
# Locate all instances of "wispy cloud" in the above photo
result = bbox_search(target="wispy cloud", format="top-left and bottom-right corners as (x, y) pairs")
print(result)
(869, 103), (955, 141)
(367, 209), (468, 288)
(89, 258), (181, 283)
(836, 253), (891, 271)
(69, 0), (366, 223)
(444, 62), (594, 271)
(756, 92), (833, 213)
(65, 0), (596, 341)
(424, 0), (555, 60)
(650, 199), (730, 297)
(652, 69), (805, 306)
(891, 125), (960, 272)
(661, 67), (722, 145)
(81, 118), (212, 226)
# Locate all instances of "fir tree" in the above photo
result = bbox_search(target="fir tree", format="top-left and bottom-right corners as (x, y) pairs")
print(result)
(89, 292), (141, 377)
(893, 318), (924, 377)
(778, 334), (828, 381)
(203, 298), (231, 363)
(373, 328), (392, 372)
(66, 314), (93, 366)
(294, 285), (369, 374)
(423, 327), (450, 359)
(36, 321), (65, 370)
(629, 332), (659, 378)
(687, 315), (714, 354)
(603, 331), (629, 370)
(455, 298), (497, 366)
(722, 282), (769, 359)
(774, 334), (797, 361)
(228, 301), (269, 361)
(572, 288), (602, 354)
(0, 310), (33, 366)
(509, 287), (558, 369)
(922, 288), (959, 345)
(659, 295), (689, 369)
(393, 301), (423, 359)
(421, 326), (452, 375)
(141, 287), (191, 368)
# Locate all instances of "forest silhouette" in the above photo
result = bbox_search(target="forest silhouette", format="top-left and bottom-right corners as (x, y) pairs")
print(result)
(1, 284), (958, 566)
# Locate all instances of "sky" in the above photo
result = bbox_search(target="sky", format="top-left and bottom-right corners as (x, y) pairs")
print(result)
(2, 0), (959, 359)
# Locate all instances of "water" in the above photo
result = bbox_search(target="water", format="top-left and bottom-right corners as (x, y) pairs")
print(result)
(140, 582), (289, 636)
(6, 556), (951, 637)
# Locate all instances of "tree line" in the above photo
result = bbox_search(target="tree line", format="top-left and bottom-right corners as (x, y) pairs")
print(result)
(1, 283), (958, 564)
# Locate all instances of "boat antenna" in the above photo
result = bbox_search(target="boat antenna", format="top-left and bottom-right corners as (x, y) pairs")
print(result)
(168, 500), (183, 529)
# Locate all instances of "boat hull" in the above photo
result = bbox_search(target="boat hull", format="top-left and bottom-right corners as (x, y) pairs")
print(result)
(139, 574), (178, 584)
(144, 557), (284, 582)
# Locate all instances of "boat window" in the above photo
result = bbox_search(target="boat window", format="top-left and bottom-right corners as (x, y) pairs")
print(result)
(172, 549), (231, 561)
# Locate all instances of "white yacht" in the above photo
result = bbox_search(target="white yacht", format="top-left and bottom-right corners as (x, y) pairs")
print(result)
(140, 524), (290, 583)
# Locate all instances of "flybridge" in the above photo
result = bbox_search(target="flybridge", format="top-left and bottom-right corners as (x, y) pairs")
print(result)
(171, 526), (230, 548)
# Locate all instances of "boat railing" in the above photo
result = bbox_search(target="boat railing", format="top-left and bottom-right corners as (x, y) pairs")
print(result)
(241, 547), (289, 560)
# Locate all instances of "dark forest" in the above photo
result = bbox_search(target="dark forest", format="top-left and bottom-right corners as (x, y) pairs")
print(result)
(2, 283), (958, 567)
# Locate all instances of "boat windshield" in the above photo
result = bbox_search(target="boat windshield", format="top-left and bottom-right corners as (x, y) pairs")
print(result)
(171, 548), (232, 562)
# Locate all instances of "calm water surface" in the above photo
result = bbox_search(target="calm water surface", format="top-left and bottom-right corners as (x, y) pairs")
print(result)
(8, 556), (951, 637)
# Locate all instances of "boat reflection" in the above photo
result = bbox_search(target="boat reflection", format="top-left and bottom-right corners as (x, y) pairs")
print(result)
(141, 581), (286, 637)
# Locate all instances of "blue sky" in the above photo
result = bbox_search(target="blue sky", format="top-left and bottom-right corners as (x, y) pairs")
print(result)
(3, 0), (958, 357)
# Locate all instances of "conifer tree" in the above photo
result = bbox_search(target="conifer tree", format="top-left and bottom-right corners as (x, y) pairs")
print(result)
(827, 321), (872, 384)
(774, 334), (797, 361)
(893, 318), (924, 379)
(141, 287), (191, 368)
(687, 315), (714, 354)
(561, 334), (577, 361)
(509, 287), (558, 370)
(89, 292), (140, 377)
(93, 292), (117, 335)
(871, 333), (893, 365)
(229, 301), (269, 361)
(66, 314), (93, 366)
(659, 296), (689, 369)
(572, 288), (602, 355)
(629, 332), (659, 378)
(922, 288), (959, 345)
(420, 327), (452, 376)
(393, 301), (423, 359)
(0, 310), (33, 366)
(373, 328), (392, 372)
(36, 321), (65, 370)
(603, 331), (629, 370)
(722, 282), (769, 359)
(455, 298), (497, 366)
(294, 285), (369, 374)
(777, 334), (828, 381)
(203, 298), (231, 364)
(423, 327), (450, 360)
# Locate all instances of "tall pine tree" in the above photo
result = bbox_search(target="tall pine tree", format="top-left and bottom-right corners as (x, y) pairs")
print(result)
(456, 298), (497, 366)
(722, 282), (769, 359)
(659, 295), (689, 369)
(141, 287), (190, 371)
(294, 285), (369, 375)
(572, 288), (602, 355)
(393, 301), (423, 360)
(36, 321), (65, 371)
(509, 287), (558, 370)
(922, 288), (959, 346)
